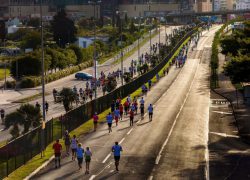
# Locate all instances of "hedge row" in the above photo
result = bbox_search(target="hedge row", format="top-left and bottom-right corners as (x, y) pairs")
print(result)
(20, 61), (93, 88)
(210, 23), (228, 88)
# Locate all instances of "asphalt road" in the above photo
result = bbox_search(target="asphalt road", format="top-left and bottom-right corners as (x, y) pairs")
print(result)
(0, 26), (176, 143)
(30, 26), (225, 180)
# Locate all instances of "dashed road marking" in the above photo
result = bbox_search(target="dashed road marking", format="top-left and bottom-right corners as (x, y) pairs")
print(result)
(127, 128), (134, 135)
(119, 137), (125, 144)
(102, 153), (111, 164)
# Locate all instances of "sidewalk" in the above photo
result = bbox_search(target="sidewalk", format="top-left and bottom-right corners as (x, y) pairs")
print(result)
(214, 52), (250, 143)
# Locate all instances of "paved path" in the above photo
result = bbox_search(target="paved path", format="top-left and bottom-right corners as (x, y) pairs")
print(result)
(30, 26), (222, 180)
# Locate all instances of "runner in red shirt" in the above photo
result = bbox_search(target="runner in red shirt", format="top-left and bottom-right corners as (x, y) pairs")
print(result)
(123, 101), (129, 116)
(53, 139), (62, 168)
(119, 104), (123, 120)
(93, 112), (99, 131)
(129, 110), (134, 126)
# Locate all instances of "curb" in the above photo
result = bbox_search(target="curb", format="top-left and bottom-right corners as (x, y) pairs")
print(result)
(23, 155), (54, 180)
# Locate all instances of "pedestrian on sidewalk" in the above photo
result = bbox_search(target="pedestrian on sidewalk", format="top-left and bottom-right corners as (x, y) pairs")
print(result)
(45, 101), (49, 114)
(35, 102), (41, 110)
(52, 139), (62, 169)
(112, 142), (123, 171)
(93, 112), (99, 131)
(76, 143), (84, 170)
(71, 135), (78, 161)
(85, 147), (92, 174)
(148, 104), (153, 121)
(129, 109), (134, 126)
(64, 130), (71, 156)
(0, 109), (5, 124)
(106, 112), (113, 133)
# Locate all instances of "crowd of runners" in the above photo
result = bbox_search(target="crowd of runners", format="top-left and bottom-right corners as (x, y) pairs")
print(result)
(50, 26), (202, 175)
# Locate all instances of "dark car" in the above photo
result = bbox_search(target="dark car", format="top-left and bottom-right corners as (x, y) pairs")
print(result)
(75, 72), (93, 80)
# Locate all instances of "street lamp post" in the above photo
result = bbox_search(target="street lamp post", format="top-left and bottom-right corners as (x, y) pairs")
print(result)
(148, 1), (152, 56)
(89, 0), (101, 99)
(138, 14), (142, 63)
(3, 39), (7, 90)
(116, 10), (126, 86)
(158, 18), (160, 60)
(165, 19), (167, 45)
(39, 0), (46, 157)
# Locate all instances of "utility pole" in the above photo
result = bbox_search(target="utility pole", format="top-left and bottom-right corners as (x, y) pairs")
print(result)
(148, 0), (152, 57)
(138, 13), (142, 63)
(116, 10), (127, 86)
(89, 0), (101, 98)
(39, 0), (46, 157)
(3, 39), (6, 90)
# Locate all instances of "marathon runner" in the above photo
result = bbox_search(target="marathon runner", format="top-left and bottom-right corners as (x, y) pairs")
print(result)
(112, 142), (123, 171)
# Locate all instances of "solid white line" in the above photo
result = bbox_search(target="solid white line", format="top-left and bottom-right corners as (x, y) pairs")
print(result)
(212, 111), (232, 115)
(205, 91), (210, 180)
(155, 58), (199, 165)
(119, 137), (125, 144)
(127, 128), (134, 135)
(102, 153), (111, 164)
(148, 175), (154, 180)
(89, 175), (96, 180)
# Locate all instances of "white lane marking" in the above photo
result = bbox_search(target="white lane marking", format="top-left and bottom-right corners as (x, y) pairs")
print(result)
(136, 113), (147, 124)
(148, 175), (154, 180)
(89, 175), (96, 180)
(205, 91), (210, 180)
(155, 57), (199, 165)
(102, 153), (111, 164)
(212, 111), (232, 115)
(127, 128), (134, 135)
(119, 137), (125, 144)
(210, 132), (240, 138)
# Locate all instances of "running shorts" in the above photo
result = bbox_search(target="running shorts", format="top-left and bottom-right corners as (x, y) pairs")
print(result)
(114, 156), (120, 161)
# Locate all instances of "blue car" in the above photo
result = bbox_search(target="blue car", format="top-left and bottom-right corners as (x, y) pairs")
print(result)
(75, 72), (93, 80)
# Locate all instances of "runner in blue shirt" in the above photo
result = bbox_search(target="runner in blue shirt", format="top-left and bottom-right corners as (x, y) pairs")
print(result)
(148, 104), (153, 121)
(106, 112), (113, 133)
(76, 143), (84, 170)
(112, 142), (123, 171)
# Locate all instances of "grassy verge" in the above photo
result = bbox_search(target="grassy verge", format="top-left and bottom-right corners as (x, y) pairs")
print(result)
(12, 92), (49, 103)
(5, 34), (191, 180)
(0, 68), (10, 81)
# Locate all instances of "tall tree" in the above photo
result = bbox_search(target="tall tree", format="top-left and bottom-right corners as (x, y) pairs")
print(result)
(224, 55), (250, 83)
(51, 9), (77, 47)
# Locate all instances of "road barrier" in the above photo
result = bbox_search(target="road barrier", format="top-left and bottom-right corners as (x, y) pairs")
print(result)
(0, 26), (197, 179)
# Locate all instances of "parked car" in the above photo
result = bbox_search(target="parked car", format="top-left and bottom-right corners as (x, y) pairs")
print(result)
(75, 72), (93, 80)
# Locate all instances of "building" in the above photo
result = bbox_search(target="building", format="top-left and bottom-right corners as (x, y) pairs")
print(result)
(213, 0), (236, 11)
(236, 0), (250, 10)
(195, 0), (212, 12)
(0, 0), (196, 20)
(75, 36), (109, 48)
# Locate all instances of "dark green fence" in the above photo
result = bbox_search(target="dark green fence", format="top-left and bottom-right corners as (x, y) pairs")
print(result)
(0, 26), (196, 179)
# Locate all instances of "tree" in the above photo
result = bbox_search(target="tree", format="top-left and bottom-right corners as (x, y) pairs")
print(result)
(5, 111), (22, 139)
(69, 44), (84, 64)
(60, 88), (75, 112)
(224, 55), (250, 83)
(26, 18), (40, 28)
(129, 20), (136, 34)
(11, 50), (51, 77)
(51, 9), (77, 47)
(4, 104), (41, 138)
(20, 30), (41, 50)
(220, 36), (240, 56)
(18, 104), (41, 133)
